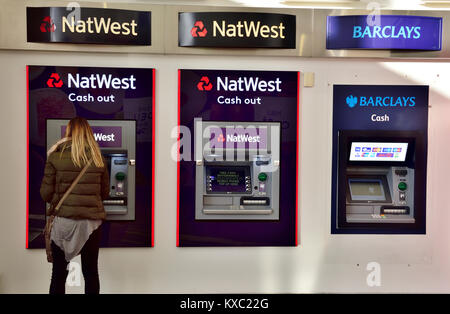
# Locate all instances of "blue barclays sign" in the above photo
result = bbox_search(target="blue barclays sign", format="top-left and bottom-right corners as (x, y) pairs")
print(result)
(345, 94), (416, 108)
(334, 85), (428, 130)
(327, 15), (442, 50)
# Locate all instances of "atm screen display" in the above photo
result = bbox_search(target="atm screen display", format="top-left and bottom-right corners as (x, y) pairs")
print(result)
(207, 166), (249, 193)
(348, 178), (386, 201)
(349, 142), (408, 162)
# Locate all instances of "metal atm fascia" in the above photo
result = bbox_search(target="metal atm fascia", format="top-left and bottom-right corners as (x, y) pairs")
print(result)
(46, 119), (136, 221)
(337, 130), (421, 229)
(194, 120), (281, 220)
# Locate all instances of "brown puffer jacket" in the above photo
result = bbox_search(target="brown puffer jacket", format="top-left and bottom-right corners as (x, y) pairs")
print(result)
(40, 140), (109, 220)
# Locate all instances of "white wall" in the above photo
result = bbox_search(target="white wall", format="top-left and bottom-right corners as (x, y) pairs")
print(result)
(1, 50), (450, 293)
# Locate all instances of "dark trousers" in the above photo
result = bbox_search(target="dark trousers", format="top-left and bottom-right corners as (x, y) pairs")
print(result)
(49, 226), (102, 295)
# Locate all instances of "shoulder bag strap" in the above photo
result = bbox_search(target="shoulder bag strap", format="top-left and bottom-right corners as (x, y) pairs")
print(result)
(54, 159), (92, 212)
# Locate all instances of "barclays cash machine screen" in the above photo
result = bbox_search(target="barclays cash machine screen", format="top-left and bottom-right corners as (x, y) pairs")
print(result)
(349, 142), (408, 162)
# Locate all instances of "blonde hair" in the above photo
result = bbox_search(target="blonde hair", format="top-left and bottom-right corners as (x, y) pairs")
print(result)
(61, 117), (104, 168)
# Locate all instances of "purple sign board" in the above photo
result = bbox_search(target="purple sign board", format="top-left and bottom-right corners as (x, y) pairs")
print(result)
(326, 15), (442, 50)
(27, 65), (154, 249)
(178, 69), (299, 247)
(209, 126), (267, 150)
(61, 126), (123, 148)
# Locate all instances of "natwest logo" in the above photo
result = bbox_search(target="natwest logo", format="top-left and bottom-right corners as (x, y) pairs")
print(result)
(179, 12), (295, 48)
(217, 134), (225, 142)
(209, 126), (268, 150)
(62, 16), (138, 36)
(197, 76), (213, 91)
(47, 73), (63, 88)
(190, 20), (285, 39)
(40, 16), (56, 33)
(94, 132), (115, 142)
(27, 7), (151, 45)
(226, 134), (261, 143)
(217, 76), (282, 92)
(68, 73), (137, 90)
(213, 20), (285, 39)
(191, 21), (207, 37)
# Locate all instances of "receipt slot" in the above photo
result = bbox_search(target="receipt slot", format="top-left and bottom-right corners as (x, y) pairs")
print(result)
(195, 120), (280, 220)
(46, 119), (136, 221)
(337, 130), (426, 229)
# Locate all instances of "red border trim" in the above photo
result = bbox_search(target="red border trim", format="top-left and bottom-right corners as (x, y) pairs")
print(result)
(296, 71), (300, 246)
(151, 69), (156, 247)
(26, 66), (29, 249)
(176, 70), (181, 247)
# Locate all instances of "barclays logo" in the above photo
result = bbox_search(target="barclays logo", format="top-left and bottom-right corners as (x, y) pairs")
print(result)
(345, 94), (416, 108)
(346, 95), (358, 108)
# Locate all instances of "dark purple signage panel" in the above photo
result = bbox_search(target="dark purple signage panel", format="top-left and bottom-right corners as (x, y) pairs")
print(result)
(27, 65), (154, 249)
(327, 15), (442, 50)
(331, 85), (428, 234)
(178, 69), (299, 247)
(61, 126), (122, 148)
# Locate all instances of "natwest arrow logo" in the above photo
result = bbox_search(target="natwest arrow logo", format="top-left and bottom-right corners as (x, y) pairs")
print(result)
(191, 21), (207, 37)
(47, 73), (63, 88)
(217, 134), (225, 142)
(40, 16), (56, 33)
(197, 76), (213, 91)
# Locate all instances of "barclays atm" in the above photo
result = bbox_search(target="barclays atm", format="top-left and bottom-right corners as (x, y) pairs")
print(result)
(332, 85), (428, 234)
(195, 120), (280, 220)
(337, 131), (424, 228)
(46, 119), (136, 221)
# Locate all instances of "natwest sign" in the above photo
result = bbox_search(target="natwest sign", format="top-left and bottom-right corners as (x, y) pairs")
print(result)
(209, 127), (267, 149)
(179, 12), (295, 48)
(327, 15), (442, 51)
(197, 75), (283, 92)
(36, 66), (147, 104)
(67, 73), (137, 89)
(27, 7), (151, 45)
(61, 126), (122, 148)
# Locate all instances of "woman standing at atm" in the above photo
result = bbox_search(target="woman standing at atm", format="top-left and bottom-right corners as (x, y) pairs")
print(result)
(40, 117), (110, 294)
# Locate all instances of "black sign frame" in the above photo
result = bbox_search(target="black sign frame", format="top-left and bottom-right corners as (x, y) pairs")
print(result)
(27, 7), (151, 45)
(178, 12), (296, 48)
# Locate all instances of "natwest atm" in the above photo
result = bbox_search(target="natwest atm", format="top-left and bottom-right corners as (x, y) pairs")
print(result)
(177, 69), (299, 247)
(194, 120), (281, 220)
(46, 119), (136, 221)
(27, 65), (154, 249)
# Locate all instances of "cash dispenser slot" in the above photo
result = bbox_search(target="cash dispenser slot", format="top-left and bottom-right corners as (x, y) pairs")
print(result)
(381, 206), (410, 215)
(240, 197), (270, 206)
